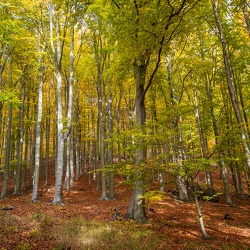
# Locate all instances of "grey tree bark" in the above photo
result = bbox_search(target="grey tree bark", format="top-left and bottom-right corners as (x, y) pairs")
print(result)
(65, 26), (75, 191)
(126, 58), (148, 223)
(13, 74), (25, 195)
(45, 92), (51, 186)
(204, 73), (233, 205)
(212, 0), (250, 175)
(242, 1), (250, 36)
(48, 3), (66, 205)
(93, 31), (108, 200)
(0, 53), (12, 199)
(193, 90), (213, 188)
(0, 43), (8, 139)
(75, 85), (81, 181)
(31, 31), (44, 202)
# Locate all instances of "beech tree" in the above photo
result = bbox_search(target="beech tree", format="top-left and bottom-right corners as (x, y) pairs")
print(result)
(47, 1), (68, 205)
(31, 30), (44, 202)
(1, 1), (250, 241)
(212, 0), (250, 177)
(101, 0), (201, 223)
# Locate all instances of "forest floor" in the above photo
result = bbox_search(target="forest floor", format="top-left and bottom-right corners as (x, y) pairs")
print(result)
(0, 166), (250, 250)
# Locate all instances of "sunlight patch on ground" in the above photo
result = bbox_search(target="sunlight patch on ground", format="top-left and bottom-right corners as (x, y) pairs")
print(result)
(218, 222), (250, 240)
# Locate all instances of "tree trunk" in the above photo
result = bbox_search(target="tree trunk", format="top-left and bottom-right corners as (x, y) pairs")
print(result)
(242, 2), (250, 37)
(52, 69), (65, 204)
(13, 75), (25, 195)
(193, 89), (213, 188)
(75, 85), (81, 180)
(212, 0), (250, 174)
(45, 104), (50, 186)
(93, 32), (108, 200)
(97, 63), (107, 200)
(235, 161), (245, 199)
(49, 3), (65, 205)
(0, 53), (12, 199)
(0, 43), (8, 151)
(65, 26), (75, 191)
(204, 73), (233, 204)
(126, 60), (148, 223)
(31, 32), (44, 202)
(107, 63), (114, 199)
(193, 187), (210, 239)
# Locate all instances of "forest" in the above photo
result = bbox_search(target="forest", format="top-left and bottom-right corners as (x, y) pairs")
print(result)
(0, 0), (250, 249)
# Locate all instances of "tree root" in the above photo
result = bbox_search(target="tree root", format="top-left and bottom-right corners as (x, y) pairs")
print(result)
(50, 200), (65, 206)
(99, 196), (110, 201)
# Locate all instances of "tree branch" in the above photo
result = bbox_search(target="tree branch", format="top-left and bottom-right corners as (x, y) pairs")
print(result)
(111, 0), (120, 9)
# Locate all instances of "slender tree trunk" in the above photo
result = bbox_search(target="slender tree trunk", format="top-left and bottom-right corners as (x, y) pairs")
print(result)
(49, 4), (65, 205)
(212, 0), (250, 174)
(45, 103), (50, 186)
(31, 32), (44, 202)
(193, 90), (213, 188)
(0, 43), (8, 147)
(65, 26), (75, 191)
(13, 75), (25, 195)
(204, 73), (233, 204)
(242, 2), (250, 37)
(235, 161), (245, 199)
(107, 71), (114, 200)
(75, 85), (81, 180)
(192, 180), (210, 239)
(93, 32), (108, 200)
(97, 63), (107, 200)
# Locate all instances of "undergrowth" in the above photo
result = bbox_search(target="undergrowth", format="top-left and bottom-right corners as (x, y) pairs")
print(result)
(0, 211), (249, 250)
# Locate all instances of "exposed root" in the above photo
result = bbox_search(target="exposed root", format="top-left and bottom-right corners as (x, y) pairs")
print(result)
(50, 200), (65, 206)
(12, 191), (23, 196)
(99, 196), (110, 201)
(31, 199), (39, 203)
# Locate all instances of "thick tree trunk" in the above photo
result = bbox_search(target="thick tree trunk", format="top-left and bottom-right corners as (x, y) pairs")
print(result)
(0, 54), (12, 199)
(1, 105), (12, 199)
(126, 61), (148, 223)
(52, 70), (65, 204)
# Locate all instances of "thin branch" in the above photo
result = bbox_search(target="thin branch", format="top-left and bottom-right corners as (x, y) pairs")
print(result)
(111, 0), (120, 9)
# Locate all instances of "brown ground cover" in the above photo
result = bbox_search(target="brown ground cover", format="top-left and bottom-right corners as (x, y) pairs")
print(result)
(0, 167), (250, 249)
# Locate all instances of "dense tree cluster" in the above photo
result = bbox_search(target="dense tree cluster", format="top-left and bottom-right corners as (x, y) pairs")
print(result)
(0, 0), (249, 236)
